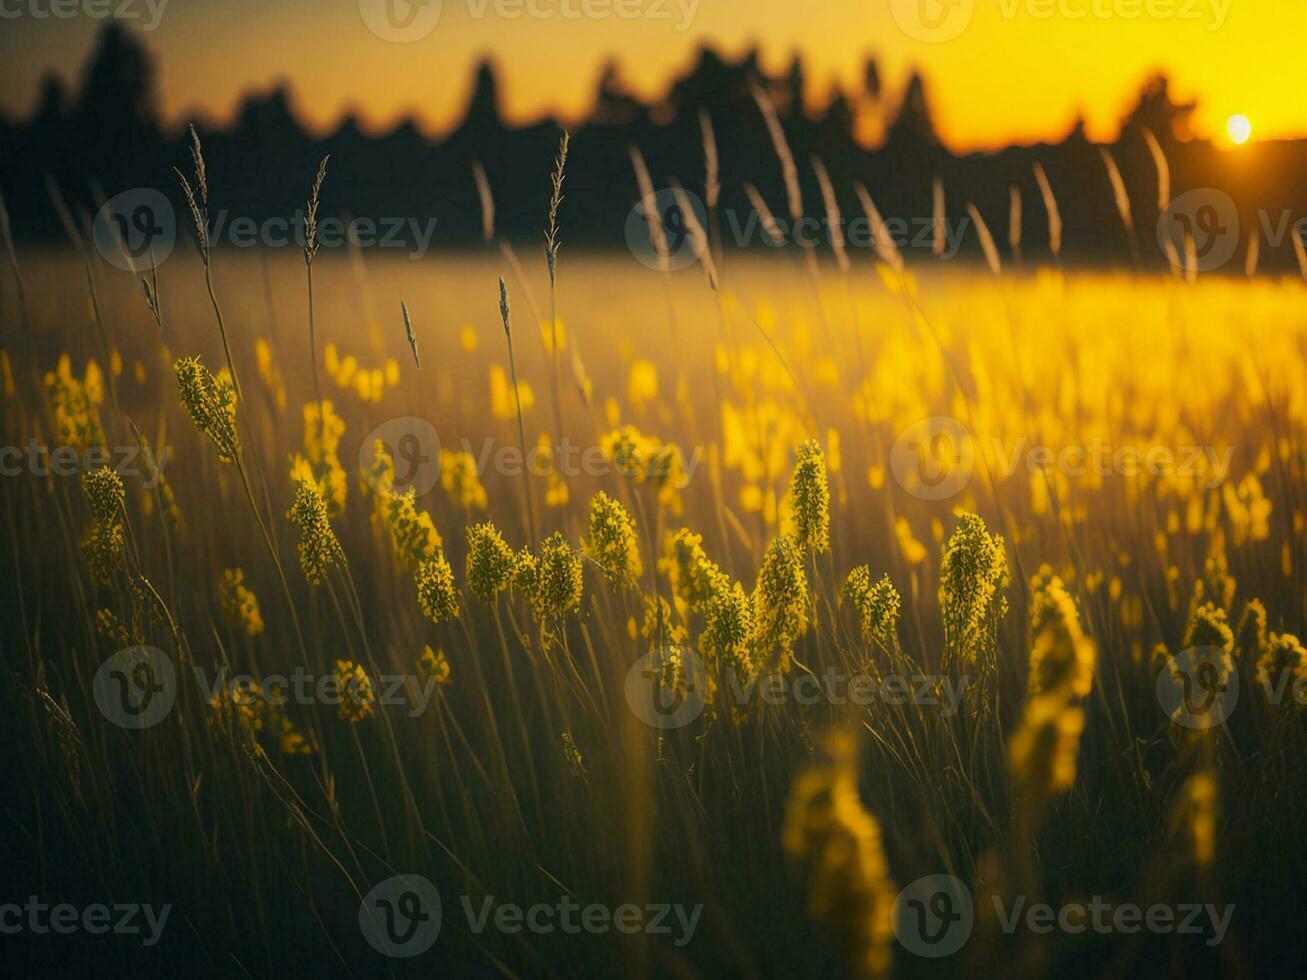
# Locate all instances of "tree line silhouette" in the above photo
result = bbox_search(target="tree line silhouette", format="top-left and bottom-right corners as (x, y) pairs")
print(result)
(3, 23), (1306, 271)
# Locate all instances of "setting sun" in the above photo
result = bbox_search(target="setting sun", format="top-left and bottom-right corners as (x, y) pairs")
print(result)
(1227, 113), (1253, 144)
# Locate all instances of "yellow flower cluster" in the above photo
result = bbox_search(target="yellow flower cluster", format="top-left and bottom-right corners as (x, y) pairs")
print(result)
(1010, 566), (1096, 799)
(721, 396), (806, 525)
(1008, 694), (1086, 799)
(415, 552), (460, 624)
(80, 467), (124, 585)
(489, 364), (534, 419)
(418, 645), (451, 687)
(1026, 567), (1096, 700)
(465, 520), (517, 601)
(380, 488), (442, 570)
(440, 448), (488, 511)
(1256, 632), (1307, 708)
(700, 580), (753, 679)
(561, 730), (586, 779)
(219, 568), (264, 637)
(45, 355), (104, 453)
(783, 730), (896, 980)
(583, 491), (642, 585)
(600, 425), (685, 511)
(333, 660), (375, 722)
(95, 607), (140, 646)
(786, 439), (830, 555)
(287, 473), (344, 585)
(938, 513), (1009, 671)
(324, 342), (398, 403)
(209, 679), (312, 755)
(1170, 770), (1218, 870)
(175, 356), (239, 463)
(659, 527), (758, 680)
(517, 532), (583, 628)
(299, 400), (346, 516)
(1183, 601), (1234, 655)
(254, 338), (286, 411)
(1222, 474), (1271, 546)
(1234, 598), (1267, 660)
(751, 533), (809, 675)
(137, 436), (181, 527)
(663, 528), (727, 616)
(840, 566), (900, 652)
(361, 442), (441, 569)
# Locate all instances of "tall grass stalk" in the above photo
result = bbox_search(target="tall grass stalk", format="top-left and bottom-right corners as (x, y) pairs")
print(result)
(544, 131), (570, 457)
(303, 155), (329, 416)
(629, 145), (679, 338)
(176, 125), (244, 401)
(0, 186), (31, 331)
(499, 278), (538, 543)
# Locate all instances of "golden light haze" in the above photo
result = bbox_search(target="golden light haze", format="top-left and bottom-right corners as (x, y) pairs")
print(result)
(0, 0), (1300, 149)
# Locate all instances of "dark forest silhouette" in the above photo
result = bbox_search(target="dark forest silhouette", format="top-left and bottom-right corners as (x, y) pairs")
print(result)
(4, 23), (1307, 269)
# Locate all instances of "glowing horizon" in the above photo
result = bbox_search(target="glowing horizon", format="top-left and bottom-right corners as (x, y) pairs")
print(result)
(0, 1), (1302, 151)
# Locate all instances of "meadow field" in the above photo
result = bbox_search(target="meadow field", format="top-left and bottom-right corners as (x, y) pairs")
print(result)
(2, 185), (1306, 978)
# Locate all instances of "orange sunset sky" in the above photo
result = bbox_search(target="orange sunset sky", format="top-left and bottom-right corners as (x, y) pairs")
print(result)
(0, 0), (1296, 150)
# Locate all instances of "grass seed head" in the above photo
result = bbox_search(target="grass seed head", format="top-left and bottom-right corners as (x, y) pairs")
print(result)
(219, 568), (264, 637)
(175, 355), (239, 463)
(416, 551), (460, 624)
(288, 475), (344, 585)
(466, 520), (517, 601)
(782, 730), (895, 980)
(1027, 566), (1095, 701)
(334, 660), (375, 722)
(583, 491), (642, 586)
(840, 566), (900, 651)
(751, 533), (809, 674)
(788, 439), (830, 555)
(1008, 695), (1085, 798)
